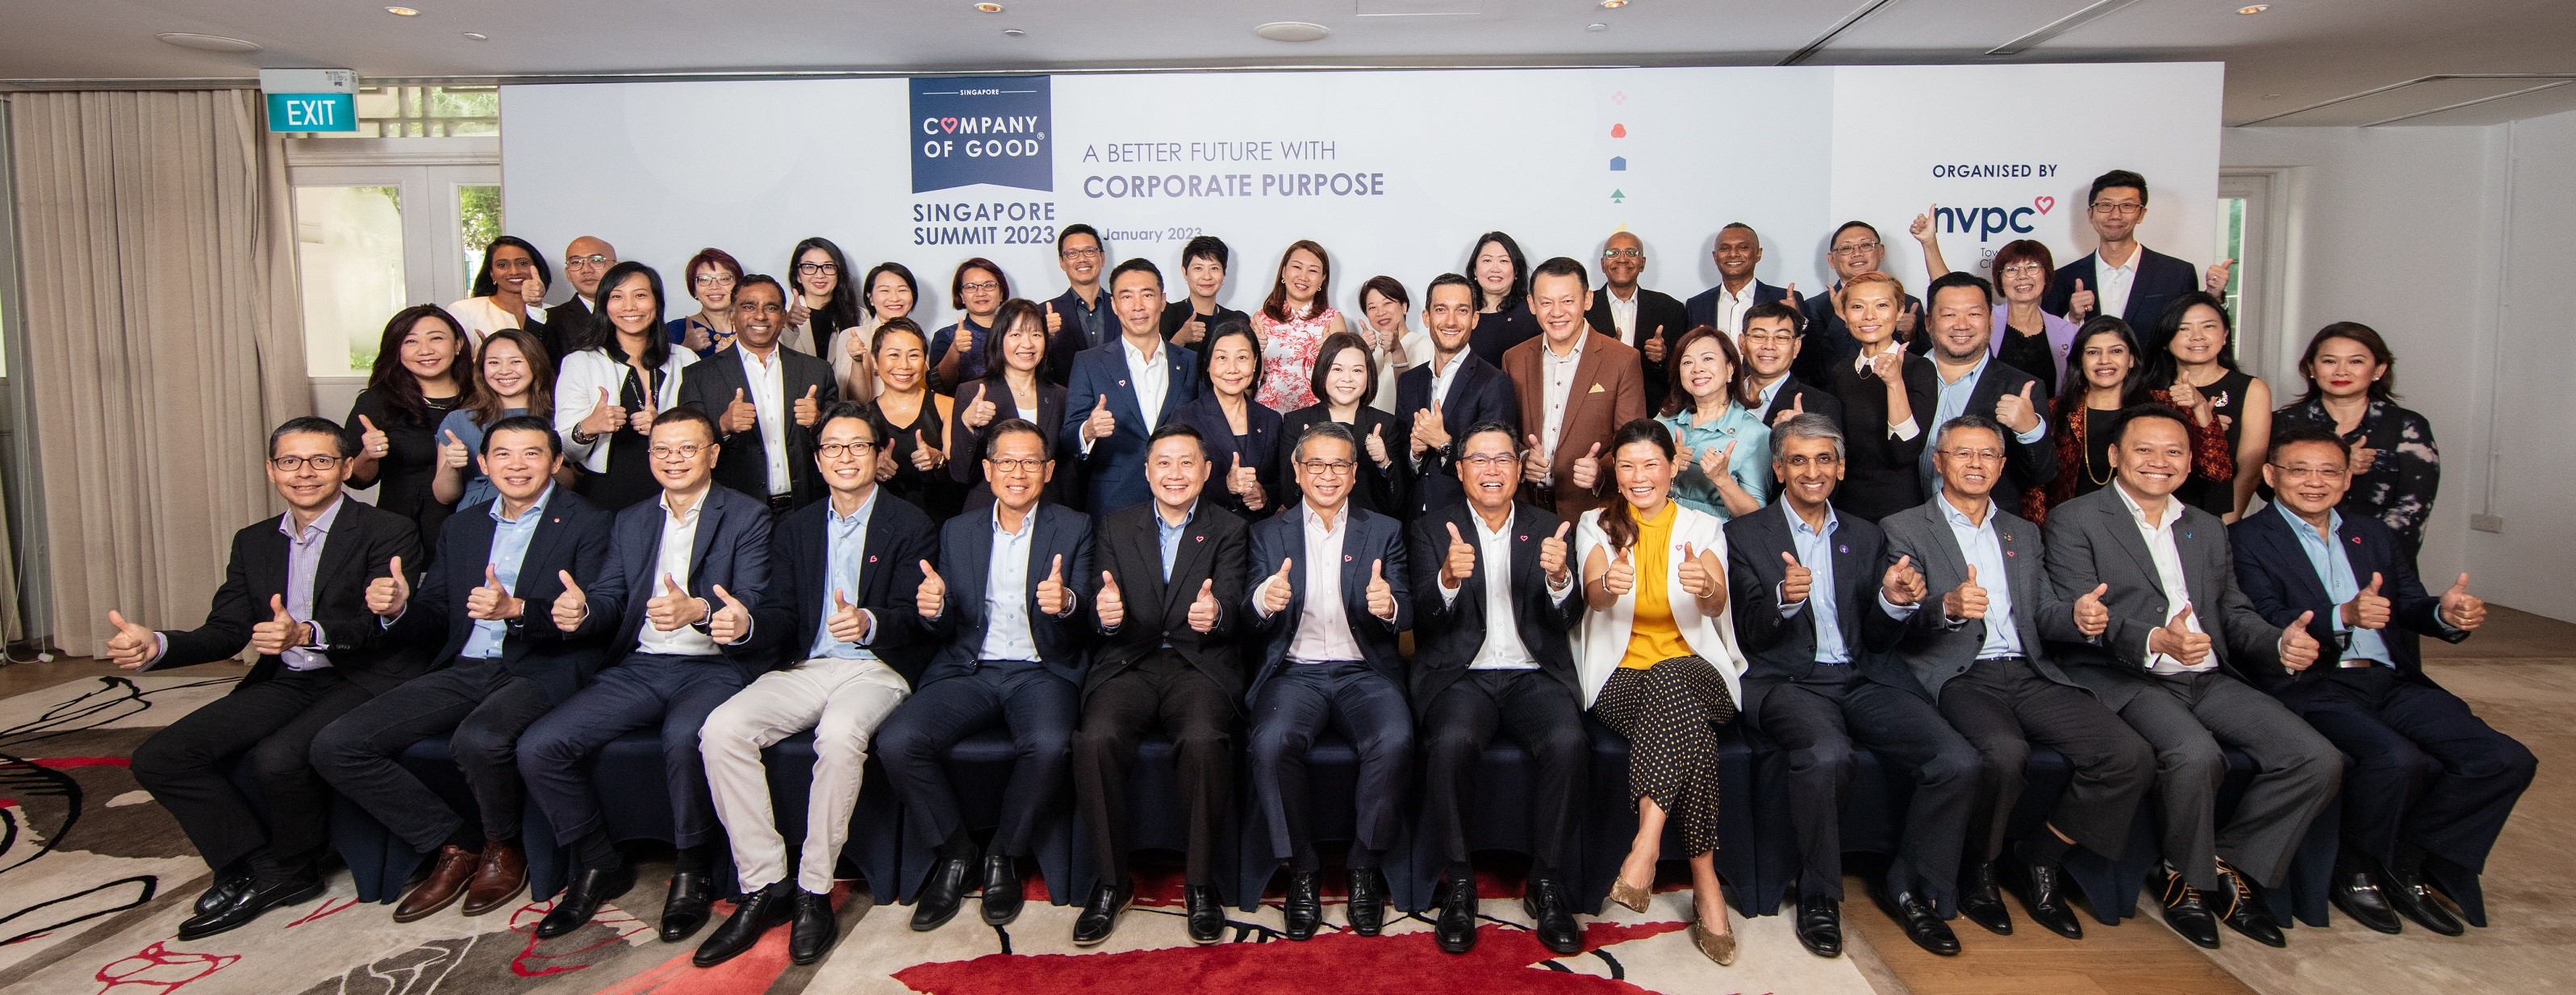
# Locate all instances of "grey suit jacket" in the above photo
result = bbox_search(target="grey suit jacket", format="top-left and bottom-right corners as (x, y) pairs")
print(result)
(2037, 484), (2280, 709)
(1880, 497), (2086, 700)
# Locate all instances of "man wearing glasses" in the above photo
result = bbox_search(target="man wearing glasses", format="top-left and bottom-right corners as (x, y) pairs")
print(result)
(1584, 231), (1688, 413)
(543, 236), (616, 360)
(1738, 301), (1844, 429)
(2040, 170), (2230, 328)
(517, 407), (774, 944)
(1042, 224), (1113, 383)
(1796, 222), (1923, 387)
(107, 417), (428, 939)
(679, 274), (838, 514)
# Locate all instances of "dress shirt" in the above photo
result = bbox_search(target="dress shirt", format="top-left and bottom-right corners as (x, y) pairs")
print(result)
(1124, 335), (1170, 433)
(808, 487), (884, 661)
(2115, 485), (2210, 675)
(734, 344), (794, 496)
(1713, 282), (1758, 336)
(1155, 500), (1195, 582)
(1427, 349), (1468, 411)
(1438, 509), (1572, 670)
(975, 505), (1051, 663)
(1539, 335), (1589, 468)
(2285, 508), (2392, 667)
(1605, 288), (1639, 345)
(1751, 375), (1788, 412)
(274, 498), (345, 671)
(1854, 346), (1922, 441)
(1773, 501), (1852, 664)
(463, 486), (552, 659)
(1936, 496), (2025, 658)
(1066, 289), (1109, 349)
(2093, 248), (2140, 322)
(1920, 353), (2047, 495)
(636, 491), (721, 657)
(1257, 504), (1367, 663)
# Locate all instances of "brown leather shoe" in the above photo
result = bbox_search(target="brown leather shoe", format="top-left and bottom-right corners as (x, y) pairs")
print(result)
(396, 846), (482, 922)
(461, 839), (528, 916)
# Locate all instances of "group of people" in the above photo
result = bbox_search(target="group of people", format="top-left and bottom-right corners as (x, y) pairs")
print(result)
(108, 169), (2528, 972)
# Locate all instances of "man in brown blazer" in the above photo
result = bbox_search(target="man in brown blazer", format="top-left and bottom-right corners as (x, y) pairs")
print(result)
(1504, 256), (1648, 521)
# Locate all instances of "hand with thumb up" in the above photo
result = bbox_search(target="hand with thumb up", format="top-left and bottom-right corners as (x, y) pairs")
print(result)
(826, 588), (872, 645)
(2067, 278), (2094, 321)
(578, 387), (624, 438)
(369, 555), (412, 618)
(467, 562), (520, 621)
(794, 383), (822, 428)
(1366, 558), (1397, 621)
(2073, 583), (2110, 638)
(1080, 395), (1116, 444)
(647, 572), (706, 632)
(707, 584), (753, 645)
(1944, 564), (1989, 621)
(2150, 604), (2212, 667)
(1188, 579), (1221, 633)
(103, 608), (159, 669)
(916, 561), (947, 620)
(2342, 571), (2391, 629)
(2280, 610), (2322, 671)
(439, 430), (471, 470)
(1261, 558), (1296, 615)
(553, 571), (590, 633)
(1096, 571), (1126, 629)
(723, 387), (758, 435)
(357, 414), (390, 461)
(251, 593), (307, 657)
(1036, 554), (1072, 617)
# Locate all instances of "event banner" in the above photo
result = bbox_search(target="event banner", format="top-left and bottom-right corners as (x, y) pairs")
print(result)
(503, 64), (2220, 329)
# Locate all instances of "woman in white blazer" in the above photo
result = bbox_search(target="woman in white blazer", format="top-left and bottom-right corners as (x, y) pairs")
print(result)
(1576, 418), (1751, 966)
(553, 261), (697, 512)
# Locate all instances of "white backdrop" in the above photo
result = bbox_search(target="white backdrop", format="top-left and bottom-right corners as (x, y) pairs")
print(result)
(502, 64), (2220, 329)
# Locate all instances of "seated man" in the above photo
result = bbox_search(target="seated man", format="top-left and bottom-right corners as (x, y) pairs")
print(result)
(517, 407), (773, 943)
(1883, 415), (2153, 941)
(315, 416), (613, 924)
(1725, 412), (1978, 959)
(1071, 422), (1249, 946)
(2232, 425), (2532, 936)
(877, 418), (1092, 932)
(1245, 421), (1413, 941)
(1406, 421), (1584, 955)
(106, 416), (424, 940)
(693, 404), (937, 967)
(2042, 404), (2336, 950)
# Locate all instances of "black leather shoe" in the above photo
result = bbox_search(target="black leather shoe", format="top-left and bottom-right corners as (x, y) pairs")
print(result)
(2150, 864), (2220, 949)
(1957, 863), (2014, 936)
(979, 854), (1025, 926)
(2381, 860), (2465, 936)
(1346, 867), (1388, 936)
(537, 863), (637, 939)
(2329, 857), (2403, 934)
(789, 889), (838, 964)
(910, 854), (975, 931)
(1282, 870), (1322, 940)
(1793, 890), (1843, 958)
(1523, 878), (1581, 955)
(660, 870), (713, 943)
(693, 883), (791, 968)
(2215, 862), (2286, 947)
(1873, 884), (1960, 956)
(1434, 876), (1478, 954)
(1184, 885), (1225, 945)
(175, 873), (324, 942)
(194, 869), (253, 917)
(2007, 859), (2084, 940)
(1071, 882), (1133, 947)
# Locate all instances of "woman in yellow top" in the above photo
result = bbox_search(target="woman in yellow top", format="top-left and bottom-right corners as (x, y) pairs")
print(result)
(1576, 418), (1753, 966)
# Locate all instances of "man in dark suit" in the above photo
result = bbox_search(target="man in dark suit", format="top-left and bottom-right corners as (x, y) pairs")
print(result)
(2042, 405), (2336, 951)
(1739, 302), (1843, 429)
(1398, 274), (1520, 519)
(1063, 258), (1199, 519)
(1069, 423), (1249, 946)
(1796, 222), (1921, 386)
(2232, 427), (2531, 936)
(1245, 420), (1412, 942)
(877, 418), (1093, 932)
(691, 405), (938, 968)
(679, 274), (837, 512)
(107, 416), (425, 940)
(1726, 412), (1977, 959)
(1916, 273), (2059, 514)
(542, 235), (616, 360)
(2040, 170), (2222, 329)
(312, 416), (614, 926)
(1884, 415), (2153, 942)
(1587, 231), (1689, 414)
(1502, 257), (1649, 522)
(1683, 223), (1789, 335)
(1406, 422), (1584, 955)
(516, 407), (774, 943)
(1041, 224), (1112, 383)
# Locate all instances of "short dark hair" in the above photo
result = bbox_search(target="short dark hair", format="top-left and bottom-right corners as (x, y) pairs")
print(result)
(1108, 257), (1163, 289)
(1458, 420), (1520, 455)
(1425, 272), (1475, 303)
(272, 416), (354, 458)
(2090, 169), (2149, 207)
(815, 401), (876, 443)
(1925, 271), (1995, 311)
(1180, 235), (1229, 270)
(984, 416), (1051, 459)
(1741, 299), (1804, 335)
(1358, 275), (1409, 311)
(1147, 420), (1209, 460)
(951, 257), (1009, 305)
(1056, 224), (1102, 253)
(733, 273), (787, 306)
(1309, 332), (1380, 407)
(482, 414), (562, 457)
(859, 261), (920, 317)
(1935, 413), (2006, 451)
(652, 404), (719, 441)
(2269, 424), (2348, 462)
(1716, 222), (1758, 247)
(2111, 403), (2192, 446)
(1528, 256), (1589, 294)
(1293, 419), (1357, 462)
(1831, 220), (1880, 245)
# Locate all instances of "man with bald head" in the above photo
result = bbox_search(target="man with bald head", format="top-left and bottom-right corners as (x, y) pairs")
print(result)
(542, 236), (617, 359)
(1684, 223), (1792, 336)
(1585, 231), (1686, 413)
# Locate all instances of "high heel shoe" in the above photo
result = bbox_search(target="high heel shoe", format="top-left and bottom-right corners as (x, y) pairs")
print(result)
(1609, 877), (1651, 913)
(1691, 920), (1738, 966)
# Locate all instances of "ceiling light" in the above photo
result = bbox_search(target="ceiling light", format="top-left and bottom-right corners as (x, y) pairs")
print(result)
(386, 6), (420, 15)
(1003, 27), (1025, 36)
(2237, 4), (2267, 12)
(1254, 21), (1332, 43)
(1600, 0), (1628, 7)
(1586, 22), (1607, 31)
(976, 2), (1003, 11)
(462, 31), (486, 40)
(155, 31), (263, 53)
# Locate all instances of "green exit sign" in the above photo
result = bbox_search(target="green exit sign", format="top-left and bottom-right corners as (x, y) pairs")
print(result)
(259, 69), (358, 133)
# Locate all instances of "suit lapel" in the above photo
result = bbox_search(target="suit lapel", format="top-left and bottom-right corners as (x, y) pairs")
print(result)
(2095, 495), (2162, 599)
(1995, 513), (2046, 648)
(1913, 503), (1969, 589)
(2264, 508), (2334, 608)
(1161, 350), (1192, 422)
(688, 495), (724, 589)
(1129, 510), (1170, 616)
(1338, 514), (1373, 625)
(1830, 518), (1868, 646)
(1444, 361), (1480, 436)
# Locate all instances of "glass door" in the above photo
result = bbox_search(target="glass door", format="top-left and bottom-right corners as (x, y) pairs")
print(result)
(288, 162), (500, 378)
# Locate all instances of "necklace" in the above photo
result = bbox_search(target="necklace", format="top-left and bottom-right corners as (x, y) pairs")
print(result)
(2084, 409), (2114, 485)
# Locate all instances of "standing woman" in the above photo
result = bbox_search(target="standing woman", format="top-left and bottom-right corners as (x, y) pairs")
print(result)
(2273, 322), (2438, 555)
(349, 304), (471, 553)
(446, 236), (553, 349)
(1466, 232), (1540, 364)
(832, 261), (921, 403)
(554, 261), (699, 512)
(866, 318), (965, 523)
(1914, 227), (2078, 398)
(2022, 316), (2231, 525)
(2145, 292), (2270, 520)
(783, 236), (861, 356)
(1251, 240), (1348, 412)
(433, 328), (557, 509)
(1355, 275), (1431, 414)
(1275, 332), (1407, 518)
(928, 258), (1008, 395)
(1175, 318), (1284, 519)
(1576, 419), (1749, 966)
(1655, 327), (1771, 520)
(666, 248), (741, 357)
(950, 299), (1070, 509)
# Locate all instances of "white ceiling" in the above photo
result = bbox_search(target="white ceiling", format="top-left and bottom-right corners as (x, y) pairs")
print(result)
(5, 0), (2573, 126)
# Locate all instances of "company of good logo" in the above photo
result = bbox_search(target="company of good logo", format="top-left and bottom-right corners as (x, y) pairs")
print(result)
(910, 75), (1052, 194)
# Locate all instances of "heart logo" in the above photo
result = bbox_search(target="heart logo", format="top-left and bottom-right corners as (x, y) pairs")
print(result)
(941, 117), (959, 133)
(2033, 195), (2056, 215)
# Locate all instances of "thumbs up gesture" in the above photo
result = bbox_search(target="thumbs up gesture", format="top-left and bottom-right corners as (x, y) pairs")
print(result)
(827, 588), (871, 644)
(916, 560), (947, 619)
(1569, 442), (1604, 491)
(628, 392), (658, 435)
(1366, 558), (1397, 621)
(104, 609), (159, 669)
(1229, 452), (1264, 508)
(2204, 257), (2236, 295)
(1522, 434), (1551, 483)
(1881, 554), (1927, 607)
(1676, 543), (1724, 601)
(1641, 330), (1665, 362)
(1896, 300), (1920, 337)
(2151, 604), (2211, 667)
(647, 571), (707, 631)
(520, 272), (549, 309)
(723, 387), (758, 435)
(963, 386), (999, 429)
(2281, 610), (2322, 671)
(708, 584), (753, 644)
(2074, 583), (2110, 638)
(1175, 313), (1206, 346)
(912, 429), (946, 471)
(1779, 551), (1813, 605)
(2342, 571), (2392, 629)
(1699, 441), (1738, 488)
(357, 414), (390, 460)
(1096, 571), (1125, 629)
(1262, 558), (1296, 614)
(1365, 422), (1389, 468)
(1541, 520), (1574, 585)
(2067, 278), (2094, 320)
(2439, 573), (2485, 631)
(368, 555), (411, 617)
(1440, 521), (1476, 588)
(1605, 547), (1636, 596)
(1045, 301), (1063, 337)
(1188, 579), (1221, 633)
(553, 570), (590, 632)
(579, 387), (624, 437)
(794, 384), (821, 428)
(1080, 395), (1115, 444)
(1910, 203), (1938, 245)
(957, 320), (975, 357)
(467, 562), (521, 621)
(439, 430), (471, 470)
(1036, 554), (1072, 617)
(1772, 391), (1806, 428)
(1944, 564), (1989, 621)
(251, 593), (308, 657)
(1995, 380), (2041, 434)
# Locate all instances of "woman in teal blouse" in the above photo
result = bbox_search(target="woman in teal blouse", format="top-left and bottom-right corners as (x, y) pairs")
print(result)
(1655, 326), (1771, 520)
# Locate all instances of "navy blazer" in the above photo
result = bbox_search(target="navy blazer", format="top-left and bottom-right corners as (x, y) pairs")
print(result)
(2228, 504), (2465, 695)
(386, 488), (614, 704)
(1682, 279), (1789, 334)
(2041, 246), (2200, 330)
(1405, 504), (1582, 718)
(744, 491), (941, 684)
(568, 484), (773, 677)
(1242, 505), (1411, 702)
(145, 499), (427, 695)
(918, 502), (1096, 689)
(1172, 394), (1284, 520)
(1062, 339), (1200, 518)
(1724, 501), (1921, 720)
(1041, 286), (1115, 385)
(1395, 352), (1521, 520)
(677, 345), (839, 510)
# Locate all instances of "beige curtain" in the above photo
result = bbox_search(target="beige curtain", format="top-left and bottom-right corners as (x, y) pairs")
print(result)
(7, 90), (311, 657)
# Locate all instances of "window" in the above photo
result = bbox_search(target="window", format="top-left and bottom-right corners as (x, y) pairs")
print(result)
(295, 185), (408, 374)
(288, 147), (500, 377)
(2218, 172), (2281, 382)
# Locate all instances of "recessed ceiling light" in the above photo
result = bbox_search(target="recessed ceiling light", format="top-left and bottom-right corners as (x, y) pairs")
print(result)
(1600, 0), (1629, 8)
(155, 31), (263, 53)
(2237, 4), (2267, 13)
(1003, 27), (1025, 36)
(976, 2), (1003, 11)
(1254, 21), (1332, 43)
(462, 31), (486, 40)
(1586, 22), (1607, 31)
(386, 6), (420, 15)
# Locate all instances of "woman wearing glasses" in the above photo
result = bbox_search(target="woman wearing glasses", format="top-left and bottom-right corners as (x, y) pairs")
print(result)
(448, 236), (553, 349)
(666, 248), (741, 358)
(928, 258), (1009, 395)
(556, 261), (699, 512)
(347, 304), (473, 553)
(1274, 332), (1407, 518)
(1910, 226), (2078, 399)
(783, 237), (862, 356)
(830, 261), (922, 403)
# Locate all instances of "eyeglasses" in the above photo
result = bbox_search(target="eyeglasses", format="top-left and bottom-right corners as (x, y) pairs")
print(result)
(2090, 203), (2144, 217)
(1459, 454), (1521, 470)
(649, 444), (708, 461)
(565, 254), (612, 269)
(694, 274), (737, 286)
(795, 261), (839, 276)
(817, 441), (879, 459)
(987, 457), (1048, 475)
(1829, 241), (1882, 257)
(270, 454), (344, 472)
(960, 280), (1000, 293)
(2269, 464), (2348, 483)
(1298, 458), (1357, 476)
(1602, 248), (1644, 259)
(1060, 246), (1103, 260)
(1999, 262), (2047, 276)
(1939, 447), (2005, 464)
(1741, 330), (1799, 345)
(1777, 453), (1843, 469)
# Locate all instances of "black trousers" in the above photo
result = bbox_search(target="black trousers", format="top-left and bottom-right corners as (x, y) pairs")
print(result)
(311, 658), (557, 854)
(2288, 667), (2535, 873)
(1072, 650), (1234, 887)
(875, 659), (1078, 859)
(1420, 669), (1586, 881)
(1936, 657), (2155, 864)
(1247, 661), (1413, 872)
(132, 667), (374, 874)
(1753, 669), (1978, 903)
(517, 652), (745, 850)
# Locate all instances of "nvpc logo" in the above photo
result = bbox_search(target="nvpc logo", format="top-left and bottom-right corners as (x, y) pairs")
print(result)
(1931, 197), (2057, 242)
(910, 75), (1051, 194)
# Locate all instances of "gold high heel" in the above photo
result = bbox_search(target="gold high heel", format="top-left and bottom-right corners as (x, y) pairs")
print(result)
(1690, 920), (1737, 966)
(1609, 878), (1651, 913)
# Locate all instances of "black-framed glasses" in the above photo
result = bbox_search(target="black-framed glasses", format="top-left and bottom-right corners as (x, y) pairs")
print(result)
(795, 261), (839, 276)
(1298, 458), (1357, 476)
(817, 441), (879, 459)
(987, 457), (1048, 475)
(1059, 246), (1103, 261)
(270, 454), (344, 472)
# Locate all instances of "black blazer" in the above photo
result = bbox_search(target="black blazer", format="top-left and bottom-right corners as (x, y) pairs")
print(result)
(1755, 378), (1844, 433)
(1587, 286), (1689, 414)
(1467, 305), (1541, 366)
(541, 297), (593, 362)
(1394, 353), (1520, 520)
(1243, 506), (1410, 702)
(1934, 359), (2062, 516)
(1682, 279), (1788, 334)
(1724, 502), (1920, 720)
(950, 377), (1076, 510)
(2041, 246), (2199, 330)
(2228, 504), (2465, 695)
(743, 491), (941, 684)
(1172, 394), (1284, 521)
(1040, 286), (1114, 385)
(144, 499), (428, 695)
(1274, 405), (1410, 521)
(1405, 504), (1582, 718)
(918, 502), (1095, 688)
(566, 485), (773, 677)
(1826, 353), (1939, 523)
(386, 488), (614, 704)
(1089, 501), (1250, 701)
(677, 345), (839, 510)
(1796, 286), (1923, 390)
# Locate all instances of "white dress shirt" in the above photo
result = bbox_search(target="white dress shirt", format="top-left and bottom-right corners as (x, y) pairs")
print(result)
(1438, 510), (1573, 670)
(1605, 288), (1639, 345)
(735, 344), (793, 496)
(2115, 485), (2211, 674)
(976, 506), (1050, 663)
(1539, 335), (1588, 468)
(2093, 248), (2140, 321)
(1713, 282), (1758, 337)
(1427, 349), (1469, 411)
(1123, 335), (1170, 433)
(636, 491), (721, 657)
(1257, 504), (1367, 663)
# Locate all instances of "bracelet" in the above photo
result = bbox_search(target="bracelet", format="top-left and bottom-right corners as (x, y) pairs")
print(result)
(570, 429), (600, 445)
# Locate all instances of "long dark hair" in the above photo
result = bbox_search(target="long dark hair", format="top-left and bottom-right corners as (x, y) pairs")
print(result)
(1597, 419), (1677, 554)
(2053, 316), (2149, 423)
(2143, 291), (2240, 391)
(1467, 231), (1530, 313)
(1660, 325), (1757, 416)
(461, 327), (557, 430)
(2298, 321), (2399, 403)
(789, 236), (861, 328)
(1261, 240), (1334, 324)
(581, 261), (671, 370)
(470, 236), (551, 299)
(365, 304), (469, 428)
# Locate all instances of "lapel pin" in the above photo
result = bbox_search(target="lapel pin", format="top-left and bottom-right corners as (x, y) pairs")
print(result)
(1117, 379), (1129, 387)
(868, 555), (879, 562)
(2006, 550), (2016, 558)
(1343, 554), (1354, 562)
(1518, 535), (1528, 541)
(1195, 535), (1205, 542)
(1839, 544), (1849, 554)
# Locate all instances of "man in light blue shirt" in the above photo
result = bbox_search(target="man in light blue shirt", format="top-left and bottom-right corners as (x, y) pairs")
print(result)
(1915, 273), (2056, 510)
